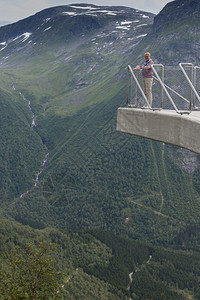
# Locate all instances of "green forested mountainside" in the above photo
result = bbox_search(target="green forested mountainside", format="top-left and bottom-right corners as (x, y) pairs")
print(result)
(1, 1), (200, 298)
(5, 82), (200, 246)
(1, 218), (200, 299)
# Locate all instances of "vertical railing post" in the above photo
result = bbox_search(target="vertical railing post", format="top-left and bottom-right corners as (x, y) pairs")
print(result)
(194, 66), (200, 109)
(179, 63), (200, 110)
(126, 66), (130, 106)
(130, 72), (133, 105)
(134, 71), (138, 106)
(191, 65), (194, 109)
(154, 64), (165, 108)
(161, 65), (164, 108)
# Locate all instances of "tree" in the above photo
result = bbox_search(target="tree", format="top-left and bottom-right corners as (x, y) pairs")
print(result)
(0, 241), (64, 299)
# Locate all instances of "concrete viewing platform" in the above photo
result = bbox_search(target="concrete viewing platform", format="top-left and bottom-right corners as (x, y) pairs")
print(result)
(117, 107), (200, 154)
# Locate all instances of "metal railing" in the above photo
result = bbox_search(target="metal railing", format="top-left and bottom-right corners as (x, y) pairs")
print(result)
(127, 63), (200, 114)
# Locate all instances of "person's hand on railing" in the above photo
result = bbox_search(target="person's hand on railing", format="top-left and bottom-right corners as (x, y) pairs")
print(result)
(133, 65), (141, 71)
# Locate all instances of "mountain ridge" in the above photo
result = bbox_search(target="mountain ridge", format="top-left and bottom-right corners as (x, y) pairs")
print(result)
(0, 4), (154, 60)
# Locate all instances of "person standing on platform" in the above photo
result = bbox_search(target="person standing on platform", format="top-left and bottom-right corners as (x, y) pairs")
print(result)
(133, 52), (154, 106)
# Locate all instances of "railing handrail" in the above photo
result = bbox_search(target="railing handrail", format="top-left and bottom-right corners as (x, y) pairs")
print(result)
(194, 66), (200, 103)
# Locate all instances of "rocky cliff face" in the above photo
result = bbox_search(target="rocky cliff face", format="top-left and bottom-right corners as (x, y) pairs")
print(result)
(140, 0), (200, 65)
(152, 0), (200, 34)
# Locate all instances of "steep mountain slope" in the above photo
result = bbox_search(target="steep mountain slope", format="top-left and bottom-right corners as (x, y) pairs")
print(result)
(145, 0), (200, 64)
(0, 4), (153, 117)
(0, 2), (200, 249)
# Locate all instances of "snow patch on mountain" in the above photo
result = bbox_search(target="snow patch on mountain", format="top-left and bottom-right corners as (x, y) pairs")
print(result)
(136, 34), (147, 38)
(62, 7), (119, 17)
(62, 12), (77, 16)
(136, 24), (148, 27)
(121, 21), (133, 25)
(85, 13), (98, 17)
(116, 26), (130, 30)
(69, 5), (98, 10)
(141, 14), (149, 18)
(13, 32), (32, 43)
(0, 45), (7, 51)
(44, 26), (52, 32)
(21, 33), (32, 42)
(93, 10), (118, 15)
(106, 12), (117, 16)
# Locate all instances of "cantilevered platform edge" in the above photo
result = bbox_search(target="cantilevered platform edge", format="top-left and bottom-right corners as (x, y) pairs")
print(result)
(117, 107), (200, 154)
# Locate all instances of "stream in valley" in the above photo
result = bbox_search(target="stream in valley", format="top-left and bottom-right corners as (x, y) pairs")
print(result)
(12, 83), (49, 198)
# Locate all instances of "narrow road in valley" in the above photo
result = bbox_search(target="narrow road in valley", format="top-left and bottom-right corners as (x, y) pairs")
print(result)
(127, 271), (133, 291)
(127, 197), (187, 225)
(127, 255), (153, 299)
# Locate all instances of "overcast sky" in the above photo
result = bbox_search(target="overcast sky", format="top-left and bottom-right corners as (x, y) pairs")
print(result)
(0, 0), (174, 25)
